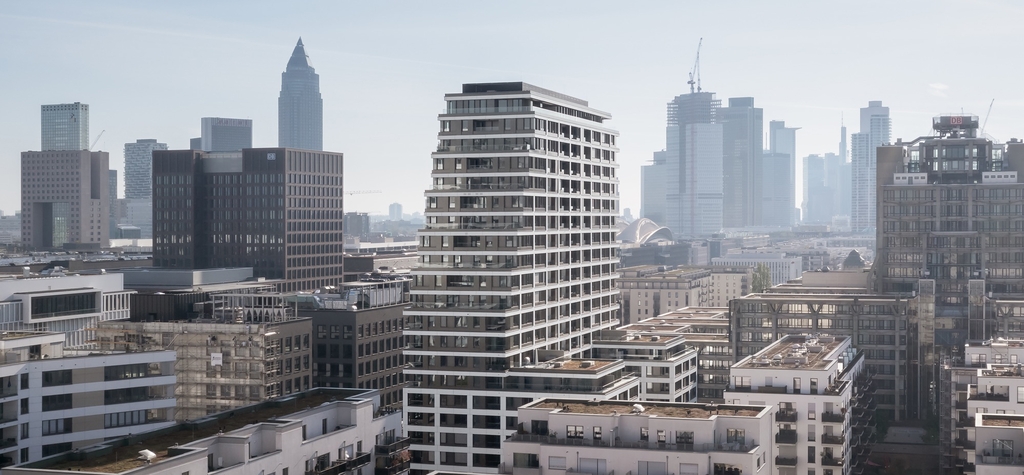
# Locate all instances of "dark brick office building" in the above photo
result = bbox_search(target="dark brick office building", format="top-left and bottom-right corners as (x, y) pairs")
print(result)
(152, 148), (344, 292)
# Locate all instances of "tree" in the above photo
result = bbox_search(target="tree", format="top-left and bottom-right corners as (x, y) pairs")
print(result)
(752, 263), (772, 293)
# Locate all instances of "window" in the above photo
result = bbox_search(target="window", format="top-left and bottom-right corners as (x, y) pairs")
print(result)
(549, 456), (567, 470)
(676, 431), (694, 446)
(105, 363), (150, 381)
(1016, 387), (1024, 403)
(726, 429), (745, 444)
(593, 426), (602, 440)
(42, 418), (72, 435)
(657, 430), (666, 443)
(640, 427), (649, 441)
(42, 394), (72, 411)
(808, 403), (816, 420)
(566, 425), (584, 439)
(42, 370), (72, 387)
(513, 453), (539, 468)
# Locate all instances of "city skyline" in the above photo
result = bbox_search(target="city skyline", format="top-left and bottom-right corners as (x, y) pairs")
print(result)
(2, 1), (1021, 217)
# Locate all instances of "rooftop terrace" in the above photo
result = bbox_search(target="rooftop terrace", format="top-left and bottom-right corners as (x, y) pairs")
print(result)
(738, 335), (848, 370)
(38, 389), (370, 474)
(981, 414), (1024, 427)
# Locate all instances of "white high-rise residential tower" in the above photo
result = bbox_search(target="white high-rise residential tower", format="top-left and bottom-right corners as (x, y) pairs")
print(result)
(41, 102), (89, 151)
(850, 100), (891, 232)
(405, 83), (632, 474)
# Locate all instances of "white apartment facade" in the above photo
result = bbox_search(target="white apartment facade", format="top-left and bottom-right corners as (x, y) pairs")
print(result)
(0, 331), (175, 466)
(505, 398), (773, 475)
(406, 82), (623, 474)
(0, 273), (132, 348)
(590, 330), (699, 402)
(5, 388), (404, 475)
(725, 334), (874, 475)
(711, 252), (801, 286)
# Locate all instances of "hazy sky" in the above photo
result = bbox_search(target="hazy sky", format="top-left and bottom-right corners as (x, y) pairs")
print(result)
(2, 1), (1022, 218)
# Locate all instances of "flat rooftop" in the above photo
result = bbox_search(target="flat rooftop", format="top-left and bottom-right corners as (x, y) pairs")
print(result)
(42, 389), (365, 474)
(738, 335), (847, 370)
(513, 359), (616, 372)
(967, 339), (1024, 348)
(531, 400), (764, 419)
(981, 414), (1024, 427)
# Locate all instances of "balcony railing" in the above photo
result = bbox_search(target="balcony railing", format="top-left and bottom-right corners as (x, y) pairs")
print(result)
(822, 411), (846, 423)
(775, 410), (798, 422)
(823, 434), (845, 445)
(822, 457), (844, 467)
(776, 429), (797, 444)
(775, 456), (797, 466)
(375, 436), (411, 454)
(306, 453), (372, 475)
(970, 392), (1010, 402)
(506, 434), (755, 453)
(375, 460), (411, 475)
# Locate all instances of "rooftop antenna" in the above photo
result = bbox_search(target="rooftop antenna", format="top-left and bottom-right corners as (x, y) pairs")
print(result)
(982, 99), (995, 136)
(687, 38), (703, 94)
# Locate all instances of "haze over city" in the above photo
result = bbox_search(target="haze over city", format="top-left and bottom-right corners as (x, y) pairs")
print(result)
(3, 0), (1022, 216)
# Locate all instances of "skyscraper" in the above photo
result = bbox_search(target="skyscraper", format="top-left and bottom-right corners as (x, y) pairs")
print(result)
(21, 150), (109, 249)
(720, 97), (763, 227)
(851, 100), (891, 232)
(278, 38), (323, 151)
(108, 169), (118, 236)
(388, 202), (403, 221)
(152, 148), (344, 292)
(642, 91), (723, 236)
(837, 122), (852, 216)
(124, 139), (168, 199)
(762, 120), (798, 226)
(802, 154), (829, 223)
(406, 83), (626, 473)
(200, 117), (252, 152)
(41, 102), (89, 151)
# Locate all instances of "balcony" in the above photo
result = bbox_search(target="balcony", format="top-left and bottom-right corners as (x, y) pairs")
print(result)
(375, 460), (411, 475)
(970, 392), (1010, 402)
(823, 434), (845, 445)
(955, 438), (976, 450)
(775, 410), (798, 423)
(375, 436), (411, 454)
(305, 453), (371, 475)
(822, 411), (846, 423)
(731, 385), (788, 394)
(775, 456), (797, 467)
(506, 434), (756, 453)
(822, 457), (844, 467)
(776, 429), (797, 444)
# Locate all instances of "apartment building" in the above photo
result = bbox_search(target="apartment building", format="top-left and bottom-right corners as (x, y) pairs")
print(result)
(709, 265), (753, 307)
(505, 398), (773, 475)
(299, 278), (409, 408)
(0, 272), (132, 348)
(96, 292), (313, 421)
(712, 251), (801, 286)
(590, 329), (698, 402)
(940, 338), (1024, 474)
(5, 388), (404, 475)
(617, 266), (711, 324)
(406, 82), (623, 474)
(620, 307), (732, 401)
(0, 331), (175, 466)
(725, 334), (875, 475)
(730, 291), (928, 420)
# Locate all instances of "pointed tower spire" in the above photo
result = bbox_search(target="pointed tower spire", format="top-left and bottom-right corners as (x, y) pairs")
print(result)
(287, 37), (312, 70)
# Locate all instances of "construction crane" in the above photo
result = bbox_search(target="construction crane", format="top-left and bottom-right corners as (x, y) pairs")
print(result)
(981, 99), (995, 136)
(90, 130), (105, 150)
(687, 38), (703, 94)
(345, 190), (381, 196)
